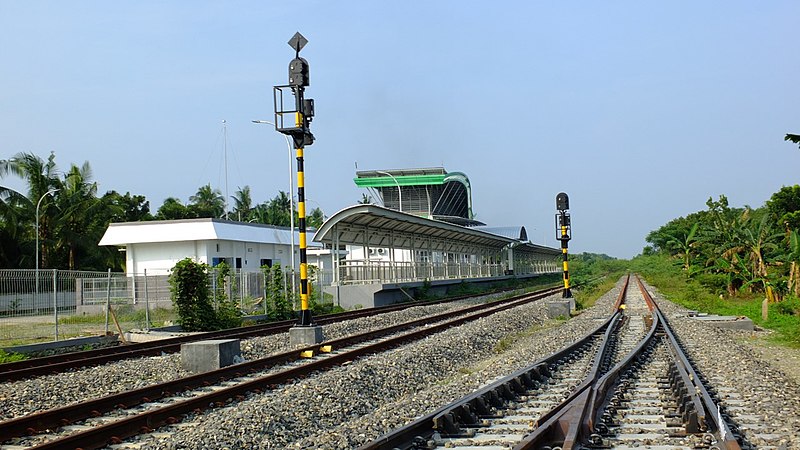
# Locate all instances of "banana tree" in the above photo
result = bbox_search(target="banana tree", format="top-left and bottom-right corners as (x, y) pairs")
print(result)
(786, 230), (800, 297)
(666, 222), (699, 271)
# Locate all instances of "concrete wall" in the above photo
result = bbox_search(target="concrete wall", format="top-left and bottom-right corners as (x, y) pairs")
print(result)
(326, 274), (533, 309)
(125, 240), (302, 275)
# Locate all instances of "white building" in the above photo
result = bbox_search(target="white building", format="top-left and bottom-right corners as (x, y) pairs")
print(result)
(99, 218), (324, 275)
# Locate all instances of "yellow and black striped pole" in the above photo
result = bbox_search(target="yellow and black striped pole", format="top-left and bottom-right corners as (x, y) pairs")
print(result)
(560, 223), (571, 298)
(295, 110), (313, 326)
(276, 32), (315, 327)
(555, 192), (572, 298)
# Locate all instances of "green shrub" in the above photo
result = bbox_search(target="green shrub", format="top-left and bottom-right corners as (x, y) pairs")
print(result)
(775, 297), (800, 316)
(0, 349), (27, 363)
(169, 258), (242, 331)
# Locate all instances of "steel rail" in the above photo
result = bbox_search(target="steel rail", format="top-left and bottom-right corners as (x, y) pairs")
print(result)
(7, 287), (562, 450)
(0, 286), (560, 442)
(651, 302), (742, 448)
(357, 314), (617, 450)
(0, 283), (560, 382)
(515, 276), (742, 449)
(515, 292), (659, 448)
(358, 275), (633, 450)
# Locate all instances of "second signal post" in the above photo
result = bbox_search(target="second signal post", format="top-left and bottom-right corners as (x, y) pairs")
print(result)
(555, 192), (572, 298)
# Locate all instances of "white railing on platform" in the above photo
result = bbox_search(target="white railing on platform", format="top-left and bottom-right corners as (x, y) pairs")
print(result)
(336, 259), (559, 285)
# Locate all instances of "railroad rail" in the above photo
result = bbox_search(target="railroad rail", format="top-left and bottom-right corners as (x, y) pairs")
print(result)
(361, 275), (745, 450)
(0, 286), (562, 450)
(0, 283), (555, 382)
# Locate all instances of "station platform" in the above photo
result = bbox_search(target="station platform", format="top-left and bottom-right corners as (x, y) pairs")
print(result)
(325, 273), (545, 309)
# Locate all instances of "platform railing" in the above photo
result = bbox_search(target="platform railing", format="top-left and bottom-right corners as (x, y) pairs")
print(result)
(338, 260), (561, 285)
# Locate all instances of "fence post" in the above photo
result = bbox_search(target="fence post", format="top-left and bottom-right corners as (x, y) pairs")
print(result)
(144, 269), (150, 330)
(283, 266), (288, 309)
(104, 268), (112, 335)
(318, 268), (323, 304)
(263, 270), (268, 316)
(212, 269), (217, 309)
(53, 269), (58, 341)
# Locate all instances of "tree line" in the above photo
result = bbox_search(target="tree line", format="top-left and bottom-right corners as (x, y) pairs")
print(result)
(644, 187), (800, 301)
(0, 152), (325, 271)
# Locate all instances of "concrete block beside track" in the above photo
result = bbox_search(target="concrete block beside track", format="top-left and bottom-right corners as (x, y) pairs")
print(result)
(546, 299), (575, 319)
(181, 339), (241, 373)
(689, 314), (754, 331)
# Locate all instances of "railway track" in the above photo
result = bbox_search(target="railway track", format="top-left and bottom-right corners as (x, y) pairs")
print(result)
(0, 286), (562, 450)
(0, 284), (551, 383)
(362, 275), (746, 450)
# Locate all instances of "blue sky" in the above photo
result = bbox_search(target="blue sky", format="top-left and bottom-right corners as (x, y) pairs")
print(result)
(2, 1), (798, 258)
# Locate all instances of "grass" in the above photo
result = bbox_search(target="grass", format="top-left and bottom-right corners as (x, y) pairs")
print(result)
(572, 276), (622, 310)
(632, 254), (800, 347)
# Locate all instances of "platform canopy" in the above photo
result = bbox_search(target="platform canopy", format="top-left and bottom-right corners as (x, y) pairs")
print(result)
(313, 204), (513, 252)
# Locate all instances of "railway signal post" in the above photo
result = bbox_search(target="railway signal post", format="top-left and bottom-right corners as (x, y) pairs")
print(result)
(274, 32), (323, 345)
(555, 192), (572, 298)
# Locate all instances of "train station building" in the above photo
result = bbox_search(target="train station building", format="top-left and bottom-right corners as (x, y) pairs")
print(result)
(314, 168), (561, 308)
(96, 167), (561, 310)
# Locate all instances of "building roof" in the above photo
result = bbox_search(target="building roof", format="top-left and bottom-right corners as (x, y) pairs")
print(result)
(471, 226), (528, 241)
(313, 204), (515, 250)
(99, 218), (321, 247)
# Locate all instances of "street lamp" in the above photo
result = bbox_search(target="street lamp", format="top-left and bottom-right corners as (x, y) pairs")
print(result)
(35, 188), (59, 301)
(375, 170), (402, 213)
(252, 119), (296, 300)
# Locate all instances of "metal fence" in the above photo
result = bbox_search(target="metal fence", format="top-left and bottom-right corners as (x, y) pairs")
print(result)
(0, 267), (333, 347)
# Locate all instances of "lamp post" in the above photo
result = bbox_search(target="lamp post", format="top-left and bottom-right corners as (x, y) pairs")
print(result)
(375, 170), (402, 212)
(252, 119), (296, 301)
(35, 188), (59, 301)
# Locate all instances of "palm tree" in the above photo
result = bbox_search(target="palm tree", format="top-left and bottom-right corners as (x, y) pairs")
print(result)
(156, 197), (192, 220)
(0, 159), (30, 267)
(189, 184), (225, 218)
(250, 202), (270, 224)
(231, 186), (253, 222)
(266, 191), (291, 226)
(55, 162), (115, 269)
(307, 207), (324, 229)
(5, 152), (61, 268)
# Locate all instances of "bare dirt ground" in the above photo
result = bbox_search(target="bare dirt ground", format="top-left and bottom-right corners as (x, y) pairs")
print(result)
(736, 331), (800, 385)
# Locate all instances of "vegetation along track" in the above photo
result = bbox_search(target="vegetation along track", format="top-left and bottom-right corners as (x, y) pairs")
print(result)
(0, 286), (561, 449)
(363, 275), (745, 450)
(0, 284), (548, 383)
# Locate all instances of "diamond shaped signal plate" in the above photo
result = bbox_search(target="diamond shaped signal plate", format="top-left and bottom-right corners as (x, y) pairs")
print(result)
(288, 32), (308, 52)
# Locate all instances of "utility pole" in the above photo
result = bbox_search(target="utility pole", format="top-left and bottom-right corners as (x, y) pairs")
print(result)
(274, 32), (323, 346)
(555, 192), (572, 298)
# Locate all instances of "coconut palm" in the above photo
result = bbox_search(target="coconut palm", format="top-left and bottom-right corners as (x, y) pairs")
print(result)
(156, 197), (192, 220)
(55, 162), (117, 269)
(231, 186), (253, 222)
(0, 159), (30, 267)
(266, 191), (291, 226)
(5, 152), (62, 268)
(189, 184), (225, 218)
